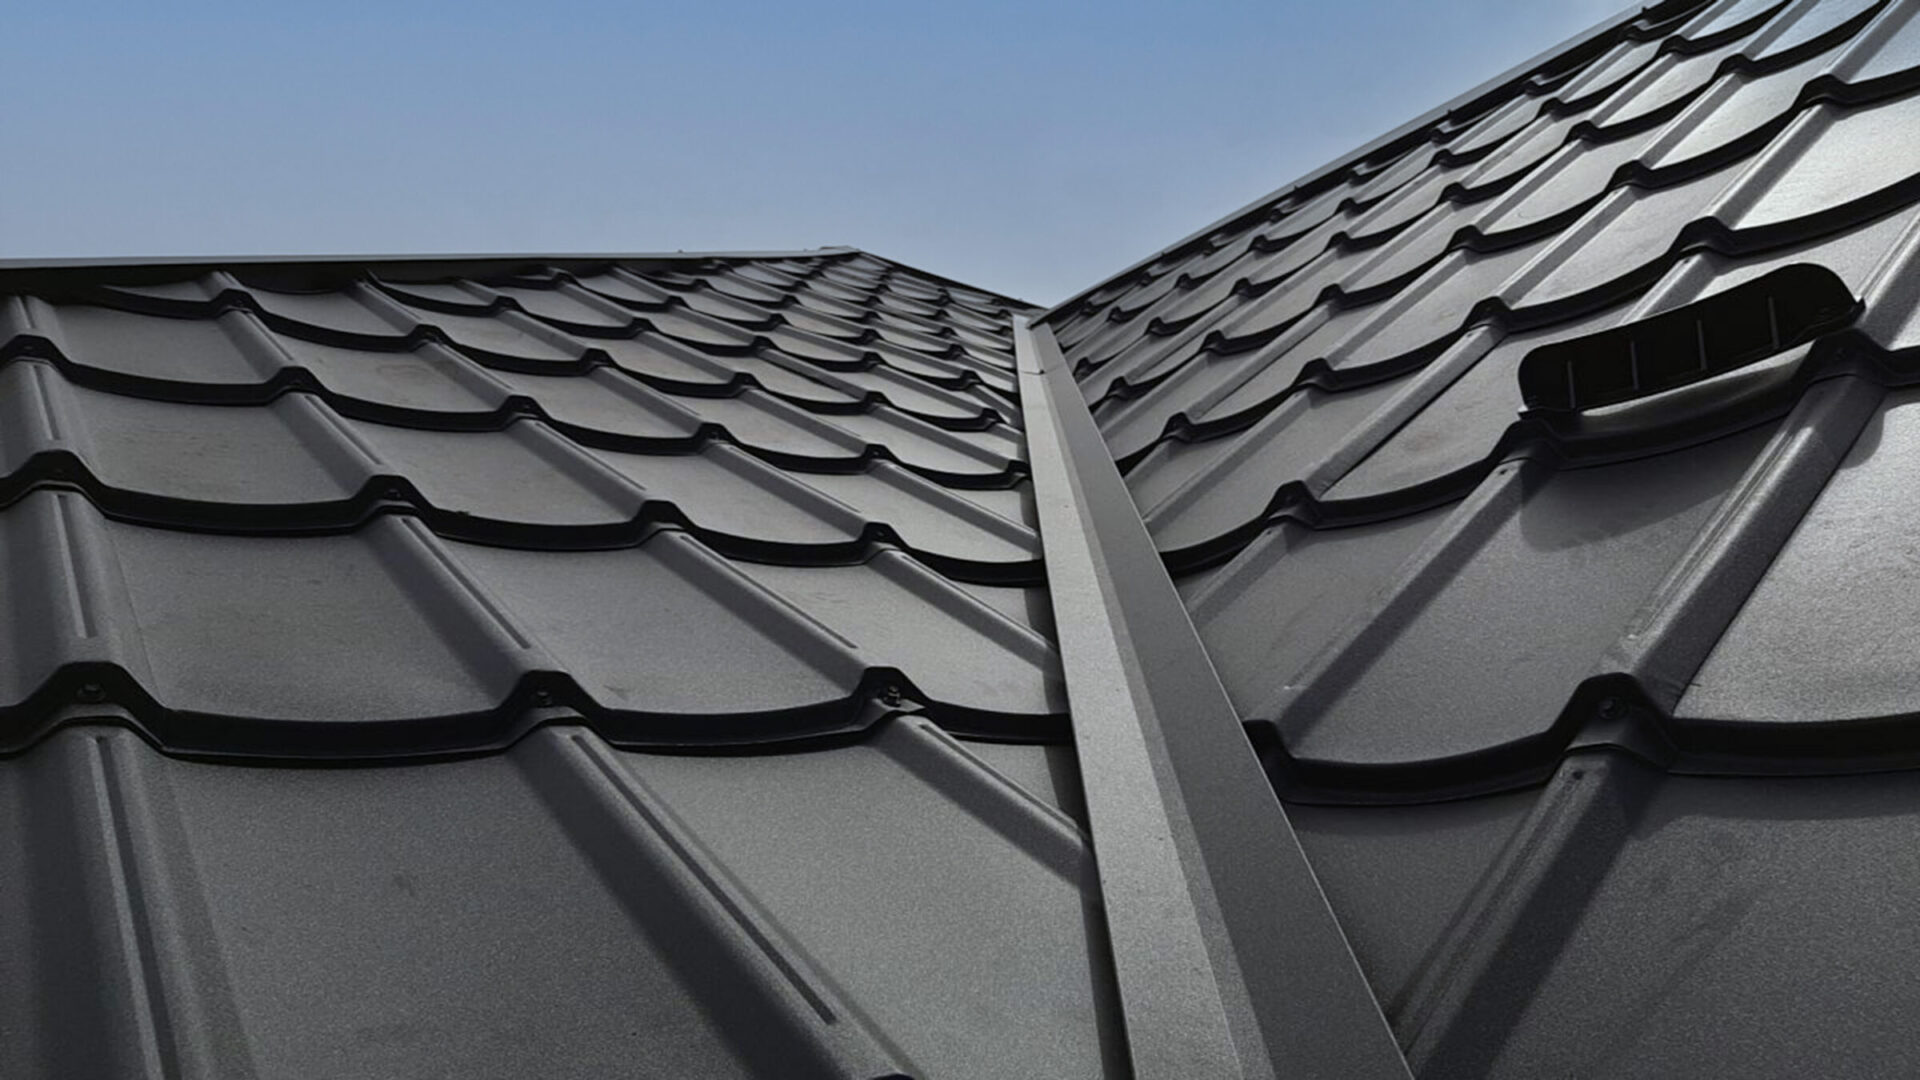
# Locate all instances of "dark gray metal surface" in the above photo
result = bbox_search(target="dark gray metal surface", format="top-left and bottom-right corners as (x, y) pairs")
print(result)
(1015, 317), (1408, 1079)
(0, 247), (1127, 1078)
(21, 1), (1920, 1074)
(1054, 0), (1920, 785)
(0, 719), (1117, 1079)
(0, 251), (1064, 756)
(1050, 0), (1920, 1074)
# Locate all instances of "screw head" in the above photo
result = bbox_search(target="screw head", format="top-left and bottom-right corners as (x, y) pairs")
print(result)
(1596, 696), (1625, 721)
(76, 684), (105, 704)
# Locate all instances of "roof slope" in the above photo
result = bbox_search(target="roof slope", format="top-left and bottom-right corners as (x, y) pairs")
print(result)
(0, 250), (1063, 755)
(0, 249), (1121, 1078)
(1047, 0), (1920, 1074)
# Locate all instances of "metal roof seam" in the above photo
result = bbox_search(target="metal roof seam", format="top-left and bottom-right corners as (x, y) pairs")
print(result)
(1014, 316), (1410, 1079)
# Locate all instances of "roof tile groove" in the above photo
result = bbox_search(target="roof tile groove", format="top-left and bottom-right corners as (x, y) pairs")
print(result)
(1079, 0), (1920, 793)
(1072, 5), (1920, 1068)
(1075, 6), (1920, 1068)
(0, 252), (1060, 758)
(1057, 0), (1920, 411)
(0, 720), (1112, 1079)
(25, 0), (1920, 1072)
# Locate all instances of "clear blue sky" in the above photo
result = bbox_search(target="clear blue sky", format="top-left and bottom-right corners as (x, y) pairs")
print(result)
(4, 1), (1626, 305)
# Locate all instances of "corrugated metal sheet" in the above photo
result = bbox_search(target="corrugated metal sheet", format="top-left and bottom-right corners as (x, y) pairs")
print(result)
(1049, 0), (1920, 1074)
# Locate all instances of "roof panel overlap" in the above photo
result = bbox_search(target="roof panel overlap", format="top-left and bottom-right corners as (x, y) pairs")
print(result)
(0, 251), (1057, 756)
(1047, 0), (1920, 1072)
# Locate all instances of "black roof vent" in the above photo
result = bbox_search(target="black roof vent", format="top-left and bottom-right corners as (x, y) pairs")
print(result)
(1518, 264), (1859, 412)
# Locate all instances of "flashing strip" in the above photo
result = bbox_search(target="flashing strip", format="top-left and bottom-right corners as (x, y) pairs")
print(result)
(1013, 316), (1411, 1080)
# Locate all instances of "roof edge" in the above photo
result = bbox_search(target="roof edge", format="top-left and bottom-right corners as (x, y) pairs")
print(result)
(0, 245), (1038, 310)
(855, 249), (1041, 310)
(1038, 0), (1708, 321)
(0, 246), (863, 273)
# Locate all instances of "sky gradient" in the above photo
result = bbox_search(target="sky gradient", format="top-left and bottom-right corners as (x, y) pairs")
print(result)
(5, 0), (1628, 305)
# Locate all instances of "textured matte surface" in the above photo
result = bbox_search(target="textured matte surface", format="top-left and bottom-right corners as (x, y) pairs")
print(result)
(1054, 0), (1920, 780)
(1050, 0), (1920, 1076)
(0, 251), (1062, 755)
(0, 250), (1106, 1077)
(0, 719), (1115, 1080)
(1016, 319), (1407, 1079)
(27, 1), (1920, 1076)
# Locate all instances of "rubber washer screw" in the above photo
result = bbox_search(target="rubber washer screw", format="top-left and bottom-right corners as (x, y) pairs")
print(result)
(881, 684), (904, 707)
(1596, 697), (1625, 721)
(77, 684), (105, 704)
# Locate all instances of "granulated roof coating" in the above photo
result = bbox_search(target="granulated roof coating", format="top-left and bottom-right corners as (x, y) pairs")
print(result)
(0, 249), (1117, 1078)
(1049, 0), (1920, 1075)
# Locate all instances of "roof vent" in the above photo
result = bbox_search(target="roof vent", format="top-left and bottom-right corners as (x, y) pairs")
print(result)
(1518, 264), (1859, 412)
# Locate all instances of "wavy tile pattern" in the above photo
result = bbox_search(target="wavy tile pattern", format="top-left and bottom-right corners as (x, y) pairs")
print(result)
(0, 251), (1060, 756)
(1050, 0), (1920, 782)
(1049, 1), (1920, 1075)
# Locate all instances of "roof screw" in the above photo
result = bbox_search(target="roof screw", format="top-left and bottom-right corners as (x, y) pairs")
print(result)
(881, 684), (904, 707)
(1596, 696), (1625, 722)
(383, 483), (407, 501)
(532, 689), (554, 707)
(76, 683), (105, 704)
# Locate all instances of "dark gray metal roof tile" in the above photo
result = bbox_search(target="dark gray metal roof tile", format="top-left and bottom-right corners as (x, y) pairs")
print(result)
(1646, 38), (1836, 167)
(1348, 161), (1476, 241)
(1460, 111), (1588, 195)
(276, 336), (516, 413)
(1338, 209), (1461, 296)
(1404, 756), (1920, 1078)
(1328, 309), (1625, 502)
(23, 303), (286, 385)
(1501, 156), (1742, 309)
(1557, 36), (1667, 107)
(1476, 129), (1663, 238)
(488, 366), (704, 440)
(0, 719), (1113, 1079)
(1679, 0), (1794, 43)
(1751, 0), (1883, 61)
(1834, 0), (1920, 82)
(0, 251), (1054, 760)
(249, 282), (421, 339)
(1276, 422), (1776, 770)
(1678, 383), (1920, 722)
(1032, 3), (1920, 1070)
(1448, 96), (1544, 158)
(1185, 507), (1452, 722)
(1286, 787), (1539, 1011)
(1590, 36), (1744, 130)
(1731, 91), (1920, 231)
(1128, 377), (1411, 555)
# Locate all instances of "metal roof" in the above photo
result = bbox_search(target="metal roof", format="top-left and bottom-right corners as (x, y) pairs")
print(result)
(16, 0), (1920, 1075)
(1047, 0), (1920, 1074)
(0, 248), (1131, 1077)
(0, 251), (1062, 756)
